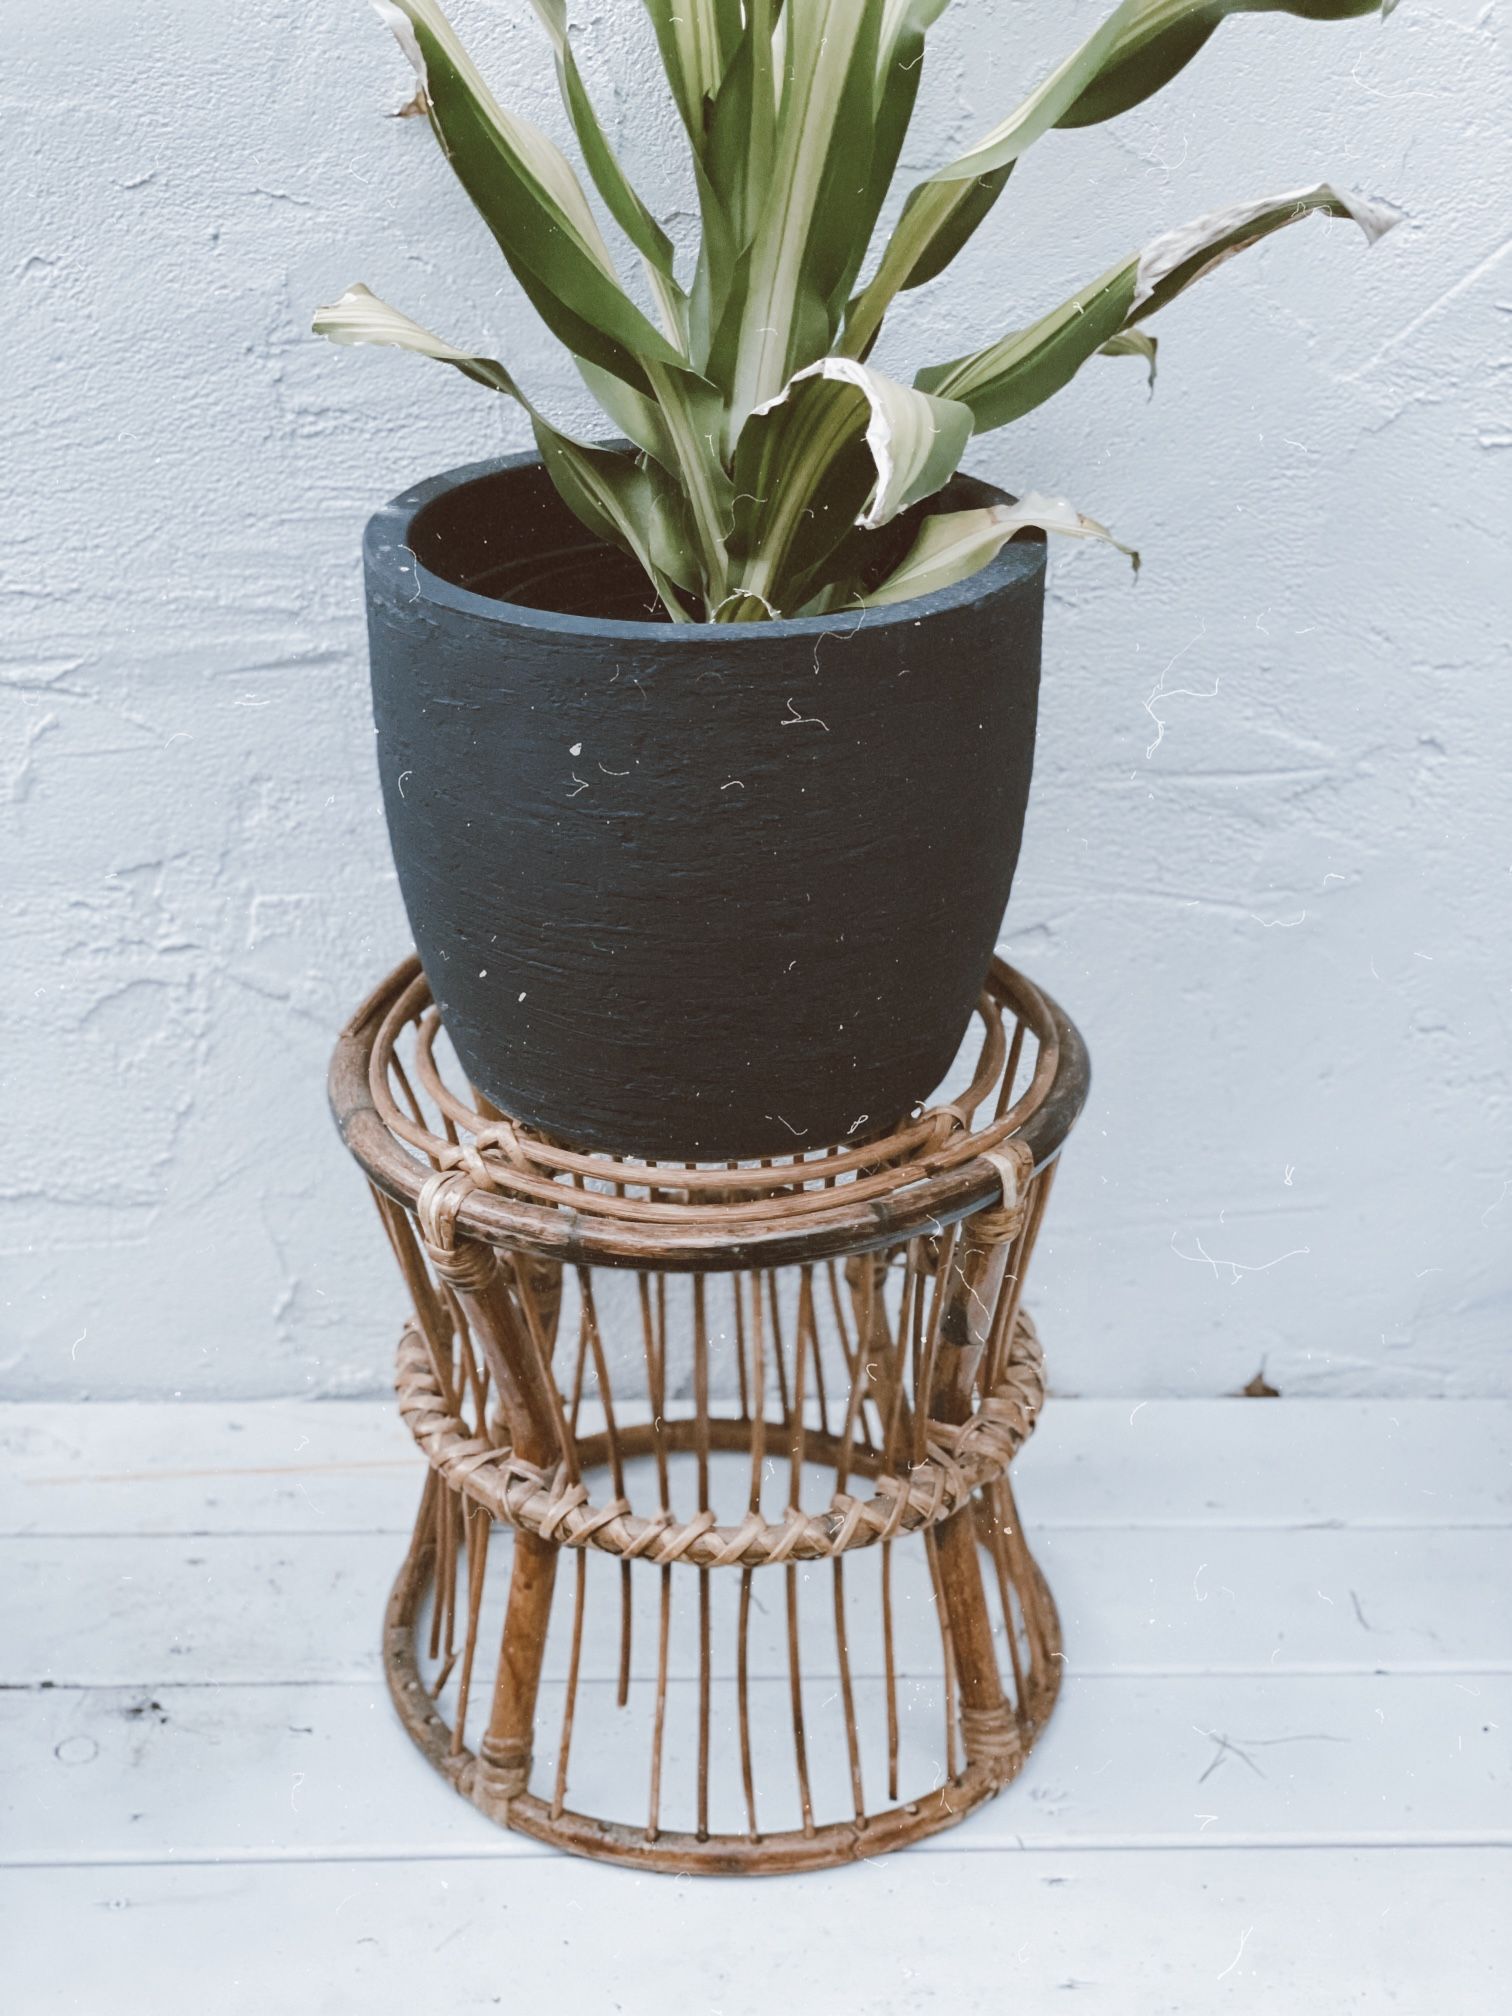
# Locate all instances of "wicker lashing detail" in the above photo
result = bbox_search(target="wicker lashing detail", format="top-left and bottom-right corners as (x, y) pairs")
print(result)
(337, 954), (1091, 1264)
(416, 1169), (496, 1293)
(393, 1311), (1046, 1567)
(957, 1702), (1024, 1768)
(971, 1139), (1037, 1245)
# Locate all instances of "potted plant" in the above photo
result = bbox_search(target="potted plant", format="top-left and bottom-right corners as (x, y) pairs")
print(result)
(319, 0), (1398, 1160)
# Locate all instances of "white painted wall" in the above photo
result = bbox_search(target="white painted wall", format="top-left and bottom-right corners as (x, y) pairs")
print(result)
(6, 0), (1508, 1400)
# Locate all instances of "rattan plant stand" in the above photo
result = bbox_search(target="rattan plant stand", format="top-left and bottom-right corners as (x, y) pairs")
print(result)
(330, 954), (1089, 1875)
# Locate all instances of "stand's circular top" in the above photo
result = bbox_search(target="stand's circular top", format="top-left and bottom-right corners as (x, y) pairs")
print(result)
(330, 955), (1089, 1272)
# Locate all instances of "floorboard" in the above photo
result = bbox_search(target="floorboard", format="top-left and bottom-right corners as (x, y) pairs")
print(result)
(5, 1850), (1506, 2015)
(4, 1399), (1508, 1537)
(9, 1523), (1506, 1688)
(3, 1397), (1506, 2014)
(4, 1673), (1505, 1866)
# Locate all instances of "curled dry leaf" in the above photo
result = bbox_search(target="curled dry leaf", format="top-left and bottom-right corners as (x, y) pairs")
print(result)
(860, 495), (1140, 609)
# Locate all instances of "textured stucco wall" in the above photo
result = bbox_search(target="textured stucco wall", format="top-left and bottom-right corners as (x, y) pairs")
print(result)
(6, 0), (1508, 1399)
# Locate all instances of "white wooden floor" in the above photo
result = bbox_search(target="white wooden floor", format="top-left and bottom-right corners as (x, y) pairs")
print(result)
(3, 1398), (1508, 2014)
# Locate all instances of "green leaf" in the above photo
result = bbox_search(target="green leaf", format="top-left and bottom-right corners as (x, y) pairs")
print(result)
(844, 0), (1392, 357)
(525, 0), (686, 342)
(373, 0), (687, 390)
(725, 377), (883, 615)
(535, 430), (699, 613)
(725, 359), (970, 613)
(1058, 0), (1393, 132)
(870, 2), (953, 186)
(575, 358), (679, 467)
(839, 0), (956, 311)
(313, 284), (698, 610)
(937, 1), (1391, 184)
(917, 182), (1400, 433)
(639, 360), (737, 598)
(830, 3), (995, 366)
(322, 0), (1406, 624)
(698, 12), (761, 250)
(638, 0), (743, 147)
(843, 168), (1012, 360)
(314, 280), (535, 398)
(859, 494), (1139, 609)
(916, 261), (1134, 428)
(720, 0), (884, 428)
(685, 12), (768, 370)
(373, 3), (735, 593)
(760, 358), (972, 529)
(686, 152), (741, 371)
(1130, 180), (1399, 315)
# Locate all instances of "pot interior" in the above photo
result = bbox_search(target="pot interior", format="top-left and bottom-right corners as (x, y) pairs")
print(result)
(407, 461), (675, 621)
(403, 456), (979, 623)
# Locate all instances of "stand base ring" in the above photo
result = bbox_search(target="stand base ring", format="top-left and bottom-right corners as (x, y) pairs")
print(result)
(383, 1490), (1062, 1876)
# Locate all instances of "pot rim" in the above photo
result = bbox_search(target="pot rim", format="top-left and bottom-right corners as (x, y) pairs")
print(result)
(365, 448), (1045, 643)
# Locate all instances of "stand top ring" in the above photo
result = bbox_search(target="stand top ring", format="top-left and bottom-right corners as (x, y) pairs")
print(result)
(329, 954), (1089, 1272)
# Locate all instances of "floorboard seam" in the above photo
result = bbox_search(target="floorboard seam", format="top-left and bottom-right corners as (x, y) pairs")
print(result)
(5, 1839), (1511, 1873)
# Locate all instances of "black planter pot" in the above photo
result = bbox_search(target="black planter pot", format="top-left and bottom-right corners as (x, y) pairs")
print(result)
(364, 452), (1045, 1161)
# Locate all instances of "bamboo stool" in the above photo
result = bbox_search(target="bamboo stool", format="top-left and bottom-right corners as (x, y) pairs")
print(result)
(330, 954), (1090, 1875)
